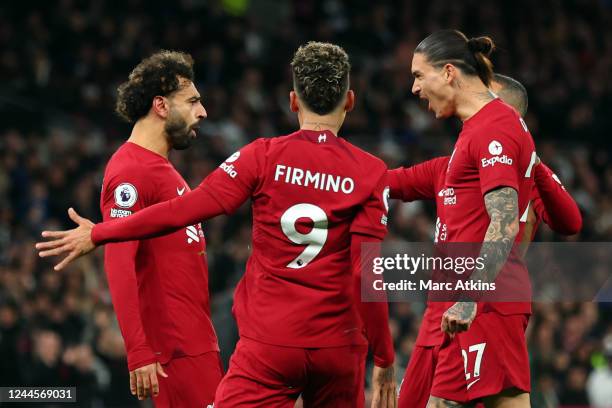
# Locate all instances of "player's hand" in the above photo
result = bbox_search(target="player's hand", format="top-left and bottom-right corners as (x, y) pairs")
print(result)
(130, 361), (168, 400)
(441, 301), (476, 337)
(36, 208), (96, 270)
(370, 364), (397, 408)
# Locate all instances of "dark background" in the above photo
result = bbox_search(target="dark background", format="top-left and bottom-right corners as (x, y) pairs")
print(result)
(1, 0), (611, 406)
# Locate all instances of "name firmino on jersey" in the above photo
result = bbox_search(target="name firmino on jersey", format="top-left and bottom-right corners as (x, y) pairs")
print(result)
(274, 164), (355, 194)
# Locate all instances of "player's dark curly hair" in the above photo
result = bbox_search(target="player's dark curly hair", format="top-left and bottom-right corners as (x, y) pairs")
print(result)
(115, 50), (194, 123)
(415, 30), (495, 86)
(291, 42), (350, 115)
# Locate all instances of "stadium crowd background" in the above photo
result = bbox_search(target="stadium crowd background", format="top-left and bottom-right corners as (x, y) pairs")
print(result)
(1, 0), (611, 406)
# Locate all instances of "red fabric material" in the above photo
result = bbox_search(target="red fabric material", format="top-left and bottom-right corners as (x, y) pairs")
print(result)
(99, 143), (219, 371)
(444, 99), (536, 316)
(430, 335), (469, 403)
(352, 234), (394, 368)
(214, 337), (367, 408)
(398, 345), (440, 408)
(156, 351), (223, 408)
(458, 313), (531, 400)
(95, 131), (390, 349)
(388, 158), (451, 347)
(532, 163), (582, 234)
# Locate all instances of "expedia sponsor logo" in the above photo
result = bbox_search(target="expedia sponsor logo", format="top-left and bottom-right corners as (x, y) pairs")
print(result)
(488, 140), (503, 155)
(219, 162), (238, 178)
(481, 155), (513, 168)
(219, 151), (240, 178)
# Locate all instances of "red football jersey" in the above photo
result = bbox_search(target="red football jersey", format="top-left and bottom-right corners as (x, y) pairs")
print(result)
(203, 129), (389, 348)
(529, 163), (582, 236)
(444, 98), (536, 314)
(101, 142), (218, 370)
(388, 157), (451, 347)
(93, 130), (390, 350)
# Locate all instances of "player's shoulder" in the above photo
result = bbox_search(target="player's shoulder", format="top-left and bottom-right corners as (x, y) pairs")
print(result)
(337, 138), (387, 174)
(468, 99), (530, 145)
(104, 143), (165, 186)
(107, 143), (164, 169)
(481, 98), (524, 129)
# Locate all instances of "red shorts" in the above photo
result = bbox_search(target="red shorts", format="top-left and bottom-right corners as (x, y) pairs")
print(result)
(458, 313), (530, 401)
(430, 313), (531, 403)
(214, 337), (368, 408)
(156, 351), (224, 408)
(429, 334), (469, 403)
(398, 345), (439, 408)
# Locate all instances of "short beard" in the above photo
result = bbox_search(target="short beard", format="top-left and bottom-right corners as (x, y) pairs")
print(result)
(165, 109), (193, 151)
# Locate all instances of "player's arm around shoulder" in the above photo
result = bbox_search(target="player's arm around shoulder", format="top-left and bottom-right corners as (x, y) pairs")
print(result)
(532, 160), (582, 235)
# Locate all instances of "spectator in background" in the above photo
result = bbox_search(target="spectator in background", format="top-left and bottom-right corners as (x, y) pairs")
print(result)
(0, 0), (610, 405)
(587, 333), (612, 408)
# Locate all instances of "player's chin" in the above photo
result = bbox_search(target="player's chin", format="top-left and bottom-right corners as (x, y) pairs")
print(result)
(172, 134), (194, 150)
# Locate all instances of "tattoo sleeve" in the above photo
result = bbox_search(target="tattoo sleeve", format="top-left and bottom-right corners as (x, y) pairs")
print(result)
(468, 187), (519, 287)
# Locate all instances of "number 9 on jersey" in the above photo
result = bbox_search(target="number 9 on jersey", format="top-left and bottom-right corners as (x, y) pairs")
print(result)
(281, 203), (328, 269)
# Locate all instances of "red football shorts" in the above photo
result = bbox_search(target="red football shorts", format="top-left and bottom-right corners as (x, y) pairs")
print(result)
(156, 351), (224, 408)
(458, 313), (531, 401)
(398, 345), (440, 408)
(214, 337), (368, 407)
(429, 334), (469, 403)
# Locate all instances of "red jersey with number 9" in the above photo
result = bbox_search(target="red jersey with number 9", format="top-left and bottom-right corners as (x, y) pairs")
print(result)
(203, 129), (389, 348)
(444, 98), (536, 315)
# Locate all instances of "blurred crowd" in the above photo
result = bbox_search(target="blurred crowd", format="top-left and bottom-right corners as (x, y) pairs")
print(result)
(1, 0), (611, 406)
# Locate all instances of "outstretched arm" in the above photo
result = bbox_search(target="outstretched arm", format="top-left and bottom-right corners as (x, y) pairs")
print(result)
(37, 139), (264, 270)
(36, 185), (226, 270)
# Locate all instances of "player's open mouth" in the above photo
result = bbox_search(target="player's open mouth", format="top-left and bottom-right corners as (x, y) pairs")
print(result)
(190, 127), (199, 137)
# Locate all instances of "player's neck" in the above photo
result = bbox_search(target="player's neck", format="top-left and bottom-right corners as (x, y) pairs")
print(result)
(455, 79), (496, 122)
(128, 117), (171, 158)
(299, 113), (343, 136)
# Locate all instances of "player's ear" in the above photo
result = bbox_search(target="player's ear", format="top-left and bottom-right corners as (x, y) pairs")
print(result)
(443, 63), (456, 84)
(344, 90), (355, 112)
(289, 91), (299, 113)
(152, 95), (169, 118)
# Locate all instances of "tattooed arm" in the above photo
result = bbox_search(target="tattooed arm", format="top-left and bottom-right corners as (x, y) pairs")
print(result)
(441, 187), (519, 335)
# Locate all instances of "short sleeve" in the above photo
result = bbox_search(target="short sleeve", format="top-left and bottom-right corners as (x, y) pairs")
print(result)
(469, 124), (522, 195)
(350, 169), (389, 240)
(387, 156), (450, 201)
(200, 138), (265, 214)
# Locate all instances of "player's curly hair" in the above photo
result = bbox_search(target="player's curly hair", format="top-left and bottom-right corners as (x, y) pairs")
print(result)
(115, 50), (194, 123)
(415, 30), (495, 86)
(291, 42), (351, 115)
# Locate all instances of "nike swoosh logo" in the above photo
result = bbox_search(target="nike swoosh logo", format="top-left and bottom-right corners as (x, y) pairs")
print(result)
(467, 378), (480, 389)
(177, 187), (185, 196)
